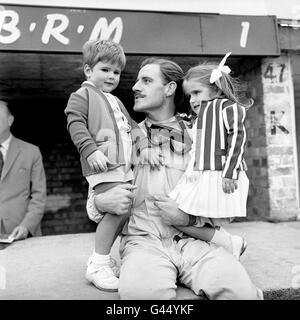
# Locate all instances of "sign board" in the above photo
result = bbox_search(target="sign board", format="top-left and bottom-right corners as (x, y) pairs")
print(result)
(0, 4), (280, 55)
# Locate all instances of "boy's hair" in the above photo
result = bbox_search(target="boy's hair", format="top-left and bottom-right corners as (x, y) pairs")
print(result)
(183, 63), (253, 109)
(82, 39), (126, 71)
(140, 58), (188, 113)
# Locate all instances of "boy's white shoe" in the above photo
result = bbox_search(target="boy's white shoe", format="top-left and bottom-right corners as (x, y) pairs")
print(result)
(230, 235), (247, 260)
(86, 256), (119, 292)
(109, 257), (120, 277)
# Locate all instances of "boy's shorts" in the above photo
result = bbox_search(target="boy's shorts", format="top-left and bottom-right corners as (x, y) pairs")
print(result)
(86, 181), (132, 223)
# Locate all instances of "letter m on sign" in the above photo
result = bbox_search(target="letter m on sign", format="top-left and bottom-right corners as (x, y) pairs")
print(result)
(89, 17), (123, 43)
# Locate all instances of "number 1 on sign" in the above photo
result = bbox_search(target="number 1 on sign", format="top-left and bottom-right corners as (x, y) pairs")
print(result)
(240, 21), (250, 48)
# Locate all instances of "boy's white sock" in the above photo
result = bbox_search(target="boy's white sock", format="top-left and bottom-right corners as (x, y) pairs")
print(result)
(91, 251), (110, 265)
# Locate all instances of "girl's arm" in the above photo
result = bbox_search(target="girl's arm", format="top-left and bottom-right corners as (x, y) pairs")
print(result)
(222, 102), (247, 180)
(176, 224), (215, 242)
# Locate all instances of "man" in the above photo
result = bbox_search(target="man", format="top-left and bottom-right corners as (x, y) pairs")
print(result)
(94, 59), (263, 300)
(0, 100), (46, 240)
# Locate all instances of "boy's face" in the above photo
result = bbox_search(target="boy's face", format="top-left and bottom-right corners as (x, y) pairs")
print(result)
(132, 64), (167, 113)
(84, 61), (121, 93)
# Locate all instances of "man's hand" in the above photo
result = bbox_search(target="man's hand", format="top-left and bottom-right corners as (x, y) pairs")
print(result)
(87, 150), (110, 172)
(10, 226), (29, 241)
(152, 195), (189, 226)
(94, 184), (137, 215)
(139, 147), (164, 171)
(222, 178), (238, 194)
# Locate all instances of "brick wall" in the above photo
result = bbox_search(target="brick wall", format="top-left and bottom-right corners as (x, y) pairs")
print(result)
(41, 135), (97, 235)
(238, 58), (271, 220)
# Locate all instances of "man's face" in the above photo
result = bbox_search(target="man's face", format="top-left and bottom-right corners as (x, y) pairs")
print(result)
(132, 64), (167, 113)
(0, 102), (13, 139)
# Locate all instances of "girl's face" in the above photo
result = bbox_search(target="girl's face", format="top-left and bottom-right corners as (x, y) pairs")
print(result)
(184, 79), (218, 115)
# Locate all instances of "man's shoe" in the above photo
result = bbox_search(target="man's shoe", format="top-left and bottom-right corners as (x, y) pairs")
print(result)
(231, 235), (248, 260)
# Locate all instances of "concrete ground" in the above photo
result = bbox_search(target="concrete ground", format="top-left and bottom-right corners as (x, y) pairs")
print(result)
(0, 221), (300, 300)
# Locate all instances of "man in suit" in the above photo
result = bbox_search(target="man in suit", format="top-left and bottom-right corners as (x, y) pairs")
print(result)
(0, 100), (46, 240)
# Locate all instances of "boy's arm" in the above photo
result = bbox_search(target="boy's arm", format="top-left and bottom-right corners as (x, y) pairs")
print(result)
(64, 91), (98, 160)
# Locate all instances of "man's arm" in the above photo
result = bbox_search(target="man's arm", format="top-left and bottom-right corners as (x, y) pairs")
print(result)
(11, 147), (47, 240)
(153, 195), (215, 241)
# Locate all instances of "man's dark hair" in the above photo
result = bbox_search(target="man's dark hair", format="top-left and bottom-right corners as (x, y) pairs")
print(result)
(140, 58), (188, 113)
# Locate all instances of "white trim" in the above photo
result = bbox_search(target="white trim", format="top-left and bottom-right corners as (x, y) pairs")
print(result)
(210, 99), (216, 170)
(0, 0), (299, 19)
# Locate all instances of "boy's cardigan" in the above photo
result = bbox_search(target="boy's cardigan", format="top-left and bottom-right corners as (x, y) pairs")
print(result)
(65, 82), (149, 177)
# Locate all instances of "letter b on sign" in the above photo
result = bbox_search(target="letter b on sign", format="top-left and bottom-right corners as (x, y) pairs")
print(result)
(0, 10), (21, 44)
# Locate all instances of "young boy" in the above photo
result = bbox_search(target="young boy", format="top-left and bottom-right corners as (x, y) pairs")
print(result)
(65, 40), (161, 292)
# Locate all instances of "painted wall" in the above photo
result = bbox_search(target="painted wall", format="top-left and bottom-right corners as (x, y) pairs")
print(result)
(260, 55), (299, 220)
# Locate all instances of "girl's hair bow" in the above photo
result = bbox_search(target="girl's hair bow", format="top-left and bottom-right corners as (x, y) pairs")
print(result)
(209, 52), (232, 84)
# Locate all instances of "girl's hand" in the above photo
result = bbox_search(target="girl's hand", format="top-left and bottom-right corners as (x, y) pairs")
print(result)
(222, 177), (238, 194)
(87, 150), (110, 172)
(139, 147), (164, 171)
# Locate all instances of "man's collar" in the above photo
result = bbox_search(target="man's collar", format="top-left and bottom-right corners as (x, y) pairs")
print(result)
(0, 134), (12, 150)
(145, 115), (177, 126)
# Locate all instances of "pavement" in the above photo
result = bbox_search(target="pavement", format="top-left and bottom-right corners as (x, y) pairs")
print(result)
(0, 221), (300, 300)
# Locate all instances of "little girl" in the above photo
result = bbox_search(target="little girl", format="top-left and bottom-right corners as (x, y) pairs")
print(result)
(169, 52), (252, 260)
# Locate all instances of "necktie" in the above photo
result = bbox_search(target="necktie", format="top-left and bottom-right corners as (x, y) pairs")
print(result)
(0, 145), (3, 177)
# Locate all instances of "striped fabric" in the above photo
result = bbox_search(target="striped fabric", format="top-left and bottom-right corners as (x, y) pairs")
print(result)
(193, 98), (247, 180)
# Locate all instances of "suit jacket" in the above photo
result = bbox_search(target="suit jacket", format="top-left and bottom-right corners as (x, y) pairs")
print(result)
(0, 136), (47, 235)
